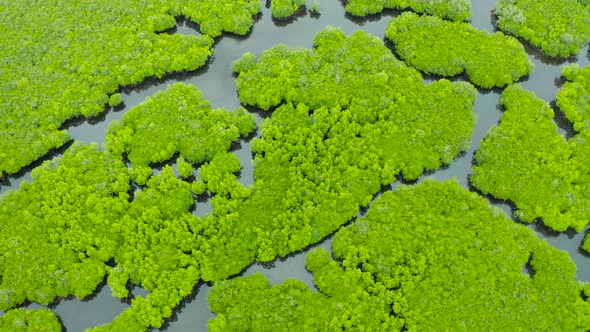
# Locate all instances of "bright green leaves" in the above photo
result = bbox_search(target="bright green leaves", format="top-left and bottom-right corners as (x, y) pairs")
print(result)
(0, 83), (256, 330)
(331, 180), (588, 330)
(386, 12), (534, 89)
(106, 82), (256, 172)
(494, 0), (590, 57)
(209, 273), (334, 332)
(558, 65), (590, 135)
(210, 180), (590, 331)
(0, 308), (62, 332)
(179, 0), (261, 37)
(108, 93), (123, 108)
(233, 28), (476, 262)
(93, 84), (256, 330)
(271, 0), (306, 19)
(471, 84), (590, 232)
(0, 144), (130, 311)
(0, 0), (218, 176)
(98, 167), (204, 330)
(0, 0), (263, 177)
(343, 0), (471, 21)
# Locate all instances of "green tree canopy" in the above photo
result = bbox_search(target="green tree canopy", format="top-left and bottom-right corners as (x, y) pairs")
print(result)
(105, 82), (256, 183)
(471, 84), (590, 233)
(386, 12), (534, 89)
(343, 0), (471, 21)
(231, 27), (476, 263)
(209, 180), (590, 331)
(0, 308), (62, 332)
(271, 0), (307, 19)
(494, 0), (590, 57)
(557, 65), (590, 135)
(0, 144), (130, 311)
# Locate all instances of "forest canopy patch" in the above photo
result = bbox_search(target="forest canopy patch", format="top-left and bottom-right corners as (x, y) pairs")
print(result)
(386, 12), (534, 89)
(209, 180), (590, 331)
(494, 0), (590, 57)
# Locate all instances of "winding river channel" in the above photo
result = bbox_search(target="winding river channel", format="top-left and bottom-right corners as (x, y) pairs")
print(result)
(2, 1), (590, 330)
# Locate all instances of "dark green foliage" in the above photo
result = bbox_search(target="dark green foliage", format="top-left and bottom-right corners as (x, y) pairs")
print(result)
(0, 308), (62, 332)
(0, 0), (263, 177)
(0, 144), (130, 311)
(471, 84), (590, 232)
(271, 0), (306, 19)
(386, 12), (534, 88)
(558, 65), (590, 135)
(343, 0), (471, 21)
(209, 180), (590, 331)
(106, 83), (256, 182)
(494, 0), (590, 57)
(233, 27), (476, 261)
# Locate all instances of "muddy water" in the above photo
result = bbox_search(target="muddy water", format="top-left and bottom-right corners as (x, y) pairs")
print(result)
(2, 0), (590, 331)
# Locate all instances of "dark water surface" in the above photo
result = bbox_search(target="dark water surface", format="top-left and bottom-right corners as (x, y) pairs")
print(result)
(2, 1), (590, 330)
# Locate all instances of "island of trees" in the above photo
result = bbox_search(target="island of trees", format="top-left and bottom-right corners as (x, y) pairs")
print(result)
(343, 0), (471, 22)
(494, 0), (590, 57)
(385, 12), (534, 88)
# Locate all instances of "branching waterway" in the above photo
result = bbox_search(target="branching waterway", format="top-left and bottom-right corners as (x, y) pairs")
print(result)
(1, 0), (589, 330)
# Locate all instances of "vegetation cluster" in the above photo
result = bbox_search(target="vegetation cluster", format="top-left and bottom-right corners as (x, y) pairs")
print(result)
(471, 84), (590, 235)
(558, 65), (590, 135)
(0, 308), (61, 332)
(271, 0), (307, 19)
(209, 181), (590, 331)
(0, 28), (477, 330)
(386, 12), (534, 88)
(343, 0), (471, 22)
(232, 27), (476, 261)
(0, 83), (255, 330)
(494, 0), (590, 57)
(0, 0), (262, 177)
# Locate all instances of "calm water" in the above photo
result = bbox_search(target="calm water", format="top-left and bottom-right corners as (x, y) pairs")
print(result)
(2, 1), (590, 331)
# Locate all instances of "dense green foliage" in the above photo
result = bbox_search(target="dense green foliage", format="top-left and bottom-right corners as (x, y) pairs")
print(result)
(209, 180), (590, 331)
(271, 0), (306, 19)
(0, 144), (130, 311)
(232, 27), (476, 261)
(106, 83), (256, 183)
(494, 0), (590, 57)
(551, 66), (590, 250)
(471, 84), (590, 233)
(0, 308), (61, 332)
(90, 167), (204, 331)
(0, 83), (257, 330)
(386, 12), (534, 88)
(0, 0), (263, 176)
(343, 0), (471, 21)
(558, 65), (590, 135)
